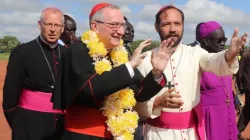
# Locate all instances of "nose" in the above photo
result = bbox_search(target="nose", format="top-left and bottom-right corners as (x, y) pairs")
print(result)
(50, 26), (56, 32)
(221, 40), (225, 46)
(169, 24), (176, 32)
(117, 27), (125, 36)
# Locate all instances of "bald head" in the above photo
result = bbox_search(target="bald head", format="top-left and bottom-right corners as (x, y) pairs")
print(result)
(40, 8), (64, 23)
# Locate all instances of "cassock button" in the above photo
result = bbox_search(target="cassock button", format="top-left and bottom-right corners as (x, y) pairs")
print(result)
(51, 85), (54, 89)
(56, 62), (59, 65)
(174, 75), (176, 77)
(175, 83), (178, 86)
(180, 108), (183, 111)
(173, 67), (175, 69)
(183, 130), (185, 133)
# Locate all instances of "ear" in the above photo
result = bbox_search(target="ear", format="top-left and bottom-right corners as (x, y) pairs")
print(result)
(90, 21), (99, 33)
(202, 38), (209, 46)
(60, 25), (65, 33)
(38, 21), (42, 30)
(155, 23), (159, 33)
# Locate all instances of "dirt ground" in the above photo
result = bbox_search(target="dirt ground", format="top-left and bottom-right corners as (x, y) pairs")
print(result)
(0, 60), (249, 140)
(0, 60), (11, 140)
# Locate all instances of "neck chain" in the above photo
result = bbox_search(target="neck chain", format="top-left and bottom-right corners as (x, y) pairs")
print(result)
(168, 44), (183, 87)
(217, 76), (231, 107)
(36, 39), (60, 88)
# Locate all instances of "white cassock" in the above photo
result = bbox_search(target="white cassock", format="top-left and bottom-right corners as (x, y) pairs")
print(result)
(136, 43), (238, 140)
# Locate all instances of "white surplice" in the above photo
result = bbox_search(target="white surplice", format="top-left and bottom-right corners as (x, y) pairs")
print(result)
(136, 43), (239, 140)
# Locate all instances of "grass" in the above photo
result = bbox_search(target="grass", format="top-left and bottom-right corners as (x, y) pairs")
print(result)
(0, 53), (10, 60)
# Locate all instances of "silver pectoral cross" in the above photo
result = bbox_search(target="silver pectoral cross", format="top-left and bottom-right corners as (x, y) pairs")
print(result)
(225, 97), (231, 107)
(165, 81), (175, 89)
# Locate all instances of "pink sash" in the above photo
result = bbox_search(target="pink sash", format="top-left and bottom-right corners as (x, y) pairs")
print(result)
(19, 89), (62, 113)
(147, 110), (195, 129)
(147, 104), (205, 140)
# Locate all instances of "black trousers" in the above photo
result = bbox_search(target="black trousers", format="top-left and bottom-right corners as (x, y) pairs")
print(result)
(12, 107), (64, 140)
(62, 130), (110, 140)
(134, 119), (145, 140)
(237, 90), (250, 133)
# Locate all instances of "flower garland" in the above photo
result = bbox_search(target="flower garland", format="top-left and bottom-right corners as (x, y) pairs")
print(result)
(81, 30), (139, 140)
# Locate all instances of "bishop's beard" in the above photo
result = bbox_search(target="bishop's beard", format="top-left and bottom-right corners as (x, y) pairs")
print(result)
(159, 31), (183, 48)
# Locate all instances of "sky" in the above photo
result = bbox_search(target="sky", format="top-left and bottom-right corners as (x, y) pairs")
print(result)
(1, 0), (250, 44)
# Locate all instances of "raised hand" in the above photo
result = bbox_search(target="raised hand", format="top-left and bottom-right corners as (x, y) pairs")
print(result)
(225, 28), (248, 63)
(151, 38), (175, 79)
(129, 38), (152, 68)
(154, 88), (183, 109)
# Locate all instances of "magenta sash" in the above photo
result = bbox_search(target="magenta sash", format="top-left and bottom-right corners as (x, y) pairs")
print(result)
(147, 110), (195, 129)
(19, 89), (62, 113)
(147, 104), (205, 140)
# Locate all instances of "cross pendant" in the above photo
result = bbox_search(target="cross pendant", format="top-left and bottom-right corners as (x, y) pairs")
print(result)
(225, 97), (231, 107)
(165, 81), (175, 89)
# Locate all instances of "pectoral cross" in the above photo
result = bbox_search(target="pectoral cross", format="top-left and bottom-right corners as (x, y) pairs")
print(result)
(225, 96), (231, 107)
(165, 81), (175, 89)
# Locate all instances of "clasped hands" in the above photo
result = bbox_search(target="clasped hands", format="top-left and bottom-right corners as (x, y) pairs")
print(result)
(154, 88), (184, 109)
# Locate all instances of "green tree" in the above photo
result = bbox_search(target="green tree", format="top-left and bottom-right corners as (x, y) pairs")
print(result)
(130, 40), (160, 53)
(0, 36), (21, 53)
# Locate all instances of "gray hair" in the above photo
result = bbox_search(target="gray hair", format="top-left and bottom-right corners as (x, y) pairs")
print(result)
(40, 8), (64, 23)
(89, 5), (120, 28)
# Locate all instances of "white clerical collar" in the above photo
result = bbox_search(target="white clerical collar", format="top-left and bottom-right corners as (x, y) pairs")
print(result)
(174, 42), (183, 52)
(195, 40), (200, 45)
(58, 39), (65, 46)
(39, 36), (58, 49)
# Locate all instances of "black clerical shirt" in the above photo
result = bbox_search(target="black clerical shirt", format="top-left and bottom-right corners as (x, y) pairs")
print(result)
(3, 36), (65, 111)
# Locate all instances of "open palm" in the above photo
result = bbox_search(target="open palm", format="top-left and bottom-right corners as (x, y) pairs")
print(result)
(228, 28), (247, 57)
(151, 39), (174, 77)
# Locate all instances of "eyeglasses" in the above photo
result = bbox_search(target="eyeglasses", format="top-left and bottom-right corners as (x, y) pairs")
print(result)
(208, 37), (227, 44)
(94, 20), (127, 30)
(42, 22), (64, 29)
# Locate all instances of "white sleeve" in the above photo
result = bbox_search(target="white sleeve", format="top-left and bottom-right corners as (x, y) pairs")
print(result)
(135, 50), (163, 119)
(198, 47), (239, 75)
(125, 62), (135, 78)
